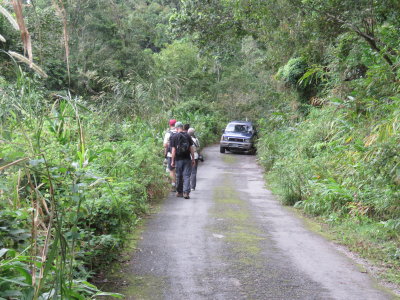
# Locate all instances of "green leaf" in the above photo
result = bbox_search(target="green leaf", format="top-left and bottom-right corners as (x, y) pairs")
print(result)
(93, 292), (124, 298)
(14, 265), (32, 285)
(0, 248), (8, 258)
(0, 277), (30, 287)
(99, 148), (115, 154)
(9, 229), (28, 235)
(28, 158), (45, 166)
(0, 248), (16, 259)
(20, 287), (34, 300)
(0, 290), (23, 297)
(42, 236), (59, 282)
(63, 287), (86, 300)
(80, 281), (97, 289)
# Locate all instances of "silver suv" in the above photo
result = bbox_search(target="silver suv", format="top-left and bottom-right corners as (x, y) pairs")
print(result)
(220, 121), (257, 154)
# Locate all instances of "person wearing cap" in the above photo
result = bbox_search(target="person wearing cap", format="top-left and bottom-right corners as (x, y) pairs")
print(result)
(188, 127), (200, 191)
(163, 119), (177, 191)
(170, 122), (195, 199)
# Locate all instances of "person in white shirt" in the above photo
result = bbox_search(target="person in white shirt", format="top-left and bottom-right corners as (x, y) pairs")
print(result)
(188, 127), (200, 191)
(163, 119), (177, 191)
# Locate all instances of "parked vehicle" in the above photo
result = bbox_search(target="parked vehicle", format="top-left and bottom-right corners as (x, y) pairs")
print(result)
(220, 121), (257, 154)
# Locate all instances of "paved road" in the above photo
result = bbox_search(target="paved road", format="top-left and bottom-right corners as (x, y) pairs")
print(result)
(121, 145), (394, 299)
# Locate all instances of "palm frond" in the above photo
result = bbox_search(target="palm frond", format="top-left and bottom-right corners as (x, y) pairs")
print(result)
(8, 51), (48, 78)
(0, 5), (19, 30)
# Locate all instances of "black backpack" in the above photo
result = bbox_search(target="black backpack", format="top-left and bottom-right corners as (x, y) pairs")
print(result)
(176, 132), (190, 155)
(167, 130), (175, 154)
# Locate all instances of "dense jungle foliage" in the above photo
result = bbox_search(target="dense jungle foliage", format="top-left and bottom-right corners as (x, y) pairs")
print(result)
(0, 0), (399, 298)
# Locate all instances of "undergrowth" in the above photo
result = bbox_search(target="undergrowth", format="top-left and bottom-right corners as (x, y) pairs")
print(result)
(258, 97), (400, 284)
(0, 73), (221, 298)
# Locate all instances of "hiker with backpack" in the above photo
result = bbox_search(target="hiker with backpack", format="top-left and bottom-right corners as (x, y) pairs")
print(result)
(163, 119), (177, 191)
(188, 127), (200, 191)
(170, 122), (195, 199)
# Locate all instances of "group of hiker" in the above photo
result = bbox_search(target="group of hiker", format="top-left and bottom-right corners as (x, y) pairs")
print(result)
(163, 119), (202, 199)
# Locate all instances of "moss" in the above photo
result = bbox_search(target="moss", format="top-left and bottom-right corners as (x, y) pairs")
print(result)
(210, 175), (265, 266)
(213, 184), (244, 205)
(222, 209), (249, 222)
(222, 154), (237, 164)
(225, 228), (265, 257)
(238, 256), (257, 266)
(121, 275), (167, 300)
(215, 197), (244, 205)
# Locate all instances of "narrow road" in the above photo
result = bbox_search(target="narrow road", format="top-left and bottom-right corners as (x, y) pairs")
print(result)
(120, 145), (394, 299)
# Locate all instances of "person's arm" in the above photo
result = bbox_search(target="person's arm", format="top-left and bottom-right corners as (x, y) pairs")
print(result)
(163, 132), (170, 157)
(189, 138), (195, 166)
(164, 145), (168, 157)
(190, 146), (195, 166)
(171, 146), (176, 167)
(170, 134), (176, 167)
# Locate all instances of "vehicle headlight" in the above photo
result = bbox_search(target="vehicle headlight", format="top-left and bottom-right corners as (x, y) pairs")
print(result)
(222, 136), (229, 141)
(244, 138), (251, 142)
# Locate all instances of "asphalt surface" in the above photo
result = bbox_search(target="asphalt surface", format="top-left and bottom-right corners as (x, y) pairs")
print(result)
(121, 145), (394, 300)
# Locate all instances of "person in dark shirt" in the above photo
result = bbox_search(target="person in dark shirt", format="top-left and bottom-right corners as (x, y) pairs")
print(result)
(171, 122), (195, 199)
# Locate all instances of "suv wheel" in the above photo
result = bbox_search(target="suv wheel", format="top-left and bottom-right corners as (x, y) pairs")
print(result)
(220, 146), (226, 153)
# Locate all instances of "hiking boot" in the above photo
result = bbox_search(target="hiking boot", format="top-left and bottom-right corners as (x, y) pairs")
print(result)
(176, 192), (183, 197)
(183, 193), (190, 199)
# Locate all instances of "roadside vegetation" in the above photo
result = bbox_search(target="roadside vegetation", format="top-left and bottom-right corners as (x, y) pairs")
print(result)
(0, 0), (399, 298)
(0, 1), (222, 298)
(173, 0), (400, 286)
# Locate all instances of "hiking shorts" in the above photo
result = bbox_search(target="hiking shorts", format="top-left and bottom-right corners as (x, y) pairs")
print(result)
(167, 157), (175, 171)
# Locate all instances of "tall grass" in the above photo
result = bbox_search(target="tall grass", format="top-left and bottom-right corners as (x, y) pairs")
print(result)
(0, 72), (174, 298)
(257, 97), (400, 283)
(258, 102), (399, 218)
(0, 66), (223, 298)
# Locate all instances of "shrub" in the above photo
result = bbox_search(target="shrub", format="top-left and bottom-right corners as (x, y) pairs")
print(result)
(0, 75), (168, 297)
(258, 102), (399, 222)
(276, 57), (308, 86)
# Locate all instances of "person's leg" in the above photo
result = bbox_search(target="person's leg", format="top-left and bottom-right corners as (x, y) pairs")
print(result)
(190, 159), (198, 190)
(175, 160), (184, 196)
(182, 159), (192, 198)
(167, 157), (176, 191)
(170, 169), (176, 191)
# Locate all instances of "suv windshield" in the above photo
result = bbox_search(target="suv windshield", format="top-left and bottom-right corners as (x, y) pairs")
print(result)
(225, 124), (251, 133)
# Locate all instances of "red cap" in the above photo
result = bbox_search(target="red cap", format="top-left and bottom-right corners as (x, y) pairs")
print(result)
(169, 119), (177, 126)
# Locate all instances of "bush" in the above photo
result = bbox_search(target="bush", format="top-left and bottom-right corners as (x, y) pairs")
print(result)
(276, 57), (308, 86)
(0, 75), (168, 297)
(258, 103), (399, 221)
